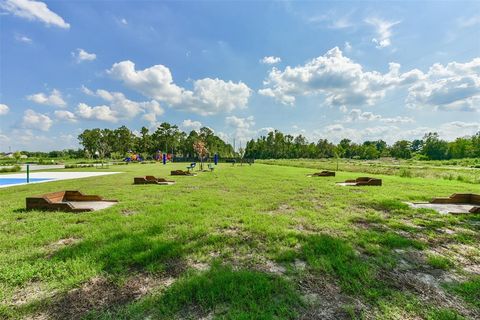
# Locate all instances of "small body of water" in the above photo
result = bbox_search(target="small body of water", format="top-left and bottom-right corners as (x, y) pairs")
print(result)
(0, 178), (54, 186)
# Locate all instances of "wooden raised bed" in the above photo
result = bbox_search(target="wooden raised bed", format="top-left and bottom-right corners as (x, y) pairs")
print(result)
(171, 170), (196, 176)
(26, 190), (118, 213)
(430, 193), (480, 213)
(134, 176), (175, 185)
(337, 177), (382, 186)
(308, 171), (336, 177)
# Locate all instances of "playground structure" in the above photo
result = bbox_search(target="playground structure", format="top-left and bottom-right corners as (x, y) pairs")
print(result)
(308, 171), (336, 177)
(133, 176), (175, 185)
(124, 151), (143, 162)
(26, 190), (118, 212)
(336, 177), (382, 186)
(407, 193), (480, 214)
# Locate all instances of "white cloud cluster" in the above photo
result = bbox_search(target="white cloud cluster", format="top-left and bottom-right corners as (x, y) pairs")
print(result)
(260, 47), (480, 112)
(345, 108), (414, 124)
(311, 120), (480, 144)
(54, 110), (76, 122)
(365, 17), (400, 49)
(22, 109), (52, 131)
(259, 47), (421, 107)
(0, 0), (70, 29)
(225, 115), (256, 144)
(27, 89), (66, 107)
(76, 103), (117, 123)
(406, 58), (480, 111)
(261, 56), (281, 64)
(77, 87), (164, 125)
(72, 48), (96, 63)
(182, 119), (202, 132)
(0, 104), (9, 115)
(108, 60), (252, 116)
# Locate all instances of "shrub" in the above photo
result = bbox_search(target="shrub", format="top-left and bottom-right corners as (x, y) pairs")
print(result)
(0, 165), (21, 173)
(398, 168), (413, 178)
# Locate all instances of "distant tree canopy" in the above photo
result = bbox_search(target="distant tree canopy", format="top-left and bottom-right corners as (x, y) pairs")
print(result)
(77, 122), (234, 159)
(244, 130), (480, 161)
(17, 123), (476, 162)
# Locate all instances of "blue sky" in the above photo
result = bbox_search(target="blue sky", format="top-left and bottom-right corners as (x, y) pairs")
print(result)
(0, 0), (479, 151)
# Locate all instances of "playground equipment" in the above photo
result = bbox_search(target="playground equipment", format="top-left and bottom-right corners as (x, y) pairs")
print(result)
(336, 177), (382, 186)
(26, 191), (117, 212)
(124, 151), (143, 162)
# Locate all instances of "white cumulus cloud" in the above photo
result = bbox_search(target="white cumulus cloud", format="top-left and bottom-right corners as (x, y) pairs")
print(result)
(22, 109), (52, 131)
(108, 60), (252, 116)
(0, 0), (70, 29)
(54, 110), (77, 122)
(79, 87), (164, 125)
(0, 104), (9, 115)
(27, 89), (66, 107)
(259, 47), (422, 107)
(406, 58), (480, 111)
(75, 103), (118, 123)
(261, 56), (281, 64)
(225, 115), (256, 144)
(182, 119), (203, 131)
(72, 48), (96, 63)
(345, 108), (414, 124)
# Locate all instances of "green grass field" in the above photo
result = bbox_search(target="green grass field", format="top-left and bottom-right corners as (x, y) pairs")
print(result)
(1, 162), (479, 319)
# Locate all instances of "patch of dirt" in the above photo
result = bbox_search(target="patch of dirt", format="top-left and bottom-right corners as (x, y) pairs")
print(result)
(256, 259), (287, 275)
(164, 258), (188, 277)
(298, 274), (366, 320)
(294, 259), (307, 271)
(265, 203), (296, 215)
(23, 313), (49, 320)
(218, 226), (241, 236)
(121, 209), (138, 216)
(187, 258), (210, 271)
(45, 237), (81, 258)
(10, 282), (54, 307)
(383, 269), (479, 319)
(48, 273), (175, 320)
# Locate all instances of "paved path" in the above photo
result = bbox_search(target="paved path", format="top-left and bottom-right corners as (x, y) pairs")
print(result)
(0, 171), (121, 188)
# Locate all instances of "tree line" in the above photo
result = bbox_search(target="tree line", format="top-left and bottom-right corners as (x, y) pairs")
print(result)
(77, 123), (234, 159)
(7, 124), (479, 161)
(245, 130), (480, 160)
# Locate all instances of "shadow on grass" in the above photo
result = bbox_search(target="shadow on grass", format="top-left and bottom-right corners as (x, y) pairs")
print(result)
(84, 263), (303, 320)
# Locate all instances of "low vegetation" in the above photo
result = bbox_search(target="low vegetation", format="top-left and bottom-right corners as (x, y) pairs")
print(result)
(0, 162), (479, 319)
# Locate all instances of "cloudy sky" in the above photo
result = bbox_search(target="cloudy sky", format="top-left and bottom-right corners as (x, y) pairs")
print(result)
(0, 0), (479, 151)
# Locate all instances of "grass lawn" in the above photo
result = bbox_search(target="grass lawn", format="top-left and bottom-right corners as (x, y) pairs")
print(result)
(1, 162), (479, 319)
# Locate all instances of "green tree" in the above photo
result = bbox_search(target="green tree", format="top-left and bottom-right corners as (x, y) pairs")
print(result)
(391, 140), (412, 159)
(422, 132), (449, 160)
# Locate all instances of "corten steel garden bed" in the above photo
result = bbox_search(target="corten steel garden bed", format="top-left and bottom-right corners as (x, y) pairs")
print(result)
(26, 190), (118, 213)
(336, 177), (382, 186)
(134, 176), (176, 185)
(307, 171), (336, 177)
(408, 193), (480, 214)
(171, 170), (197, 176)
